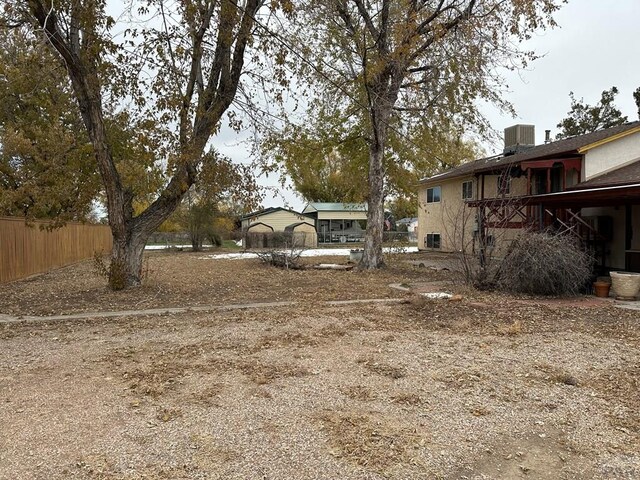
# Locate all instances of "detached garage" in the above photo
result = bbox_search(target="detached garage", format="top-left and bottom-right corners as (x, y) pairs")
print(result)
(245, 222), (274, 233)
(284, 222), (317, 248)
(241, 207), (318, 248)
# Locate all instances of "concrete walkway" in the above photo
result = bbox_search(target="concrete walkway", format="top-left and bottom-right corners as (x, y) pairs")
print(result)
(0, 298), (406, 325)
(1, 295), (634, 325)
(616, 300), (640, 311)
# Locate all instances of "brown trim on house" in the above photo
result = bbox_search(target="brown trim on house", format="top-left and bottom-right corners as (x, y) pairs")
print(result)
(520, 183), (640, 208)
(419, 122), (640, 185)
(467, 183), (640, 209)
(520, 158), (582, 171)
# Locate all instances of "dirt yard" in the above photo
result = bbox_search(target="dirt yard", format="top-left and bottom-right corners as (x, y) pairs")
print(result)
(0, 251), (639, 479)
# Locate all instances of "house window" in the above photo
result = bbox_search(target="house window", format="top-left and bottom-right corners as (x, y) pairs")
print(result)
(498, 173), (511, 195)
(462, 180), (473, 200)
(426, 233), (441, 249)
(426, 186), (441, 203)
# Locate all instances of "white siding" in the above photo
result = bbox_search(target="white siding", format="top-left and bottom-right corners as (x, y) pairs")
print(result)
(316, 211), (367, 221)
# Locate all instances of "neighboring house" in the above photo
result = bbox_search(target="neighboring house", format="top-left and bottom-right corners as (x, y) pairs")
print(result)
(418, 122), (640, 273)
(240, 207), (317, 248)
(396, 217), (419, 242)
(302, 203), (368, 244)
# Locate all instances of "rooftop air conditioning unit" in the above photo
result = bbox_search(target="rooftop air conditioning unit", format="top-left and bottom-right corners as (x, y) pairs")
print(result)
(504, 124), (535, 155)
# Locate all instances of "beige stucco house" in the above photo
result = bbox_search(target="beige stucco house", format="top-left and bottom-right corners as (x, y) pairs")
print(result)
(418, 123), (640, 273)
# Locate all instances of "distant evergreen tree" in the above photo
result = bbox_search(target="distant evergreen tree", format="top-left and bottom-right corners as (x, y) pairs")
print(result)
(556, 87), (628, 139)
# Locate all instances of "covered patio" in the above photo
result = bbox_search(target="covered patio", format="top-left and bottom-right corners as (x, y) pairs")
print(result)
(468, 182), (640, 273)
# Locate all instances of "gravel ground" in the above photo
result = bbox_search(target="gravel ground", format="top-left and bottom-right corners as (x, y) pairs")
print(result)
(0, 253), (639, 479)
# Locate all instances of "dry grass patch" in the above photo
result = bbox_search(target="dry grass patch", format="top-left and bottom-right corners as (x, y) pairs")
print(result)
(534, 363), (580, 387)
(356, 356), (407, 379)
(316, 323), (349, 339)
(340, 385), (377, 402)
(156, 406), (183, 423)
(317, 411), (425, 472)
(191, 437), (238, 472)
(238, 359), (310, 385)
(249, 386), (274, 399)
(390, 392), (423, 406)
(251, 330), (318, 352)
(73, 455), (201, 479)
(120, 353), (235, 398)
(587, 363), (640, 436)
(190, 383), (225, 407)
(470, 405), (492, 417)
(434, 368), (484, 389)
(125, 364), (188, 398)
(498, 319), (523, 336)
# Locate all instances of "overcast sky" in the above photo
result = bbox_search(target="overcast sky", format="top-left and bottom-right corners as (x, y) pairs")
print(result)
(213, 0), (640, 211)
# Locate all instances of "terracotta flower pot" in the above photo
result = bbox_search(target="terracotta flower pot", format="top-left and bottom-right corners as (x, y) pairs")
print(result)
(593, 281), (611, 298)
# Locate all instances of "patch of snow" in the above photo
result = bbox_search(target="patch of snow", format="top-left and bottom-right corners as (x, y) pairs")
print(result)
(196, 246), (419, 260)
(420, 292), (453, 299)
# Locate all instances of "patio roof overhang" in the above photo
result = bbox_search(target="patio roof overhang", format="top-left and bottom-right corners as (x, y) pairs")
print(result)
(524, 183), (640, 208)
(467, 183), (640, 209)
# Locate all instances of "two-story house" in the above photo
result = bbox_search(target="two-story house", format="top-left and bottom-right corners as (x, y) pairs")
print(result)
(418, 123), (640, 273)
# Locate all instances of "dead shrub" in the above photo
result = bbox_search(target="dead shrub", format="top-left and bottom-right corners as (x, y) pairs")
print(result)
(255, 244), (305, 270)
(496, 231), (593, 296)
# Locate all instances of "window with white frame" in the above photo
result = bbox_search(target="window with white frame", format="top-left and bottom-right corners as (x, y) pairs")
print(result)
(462, 180), (473, 200)
(426, 186), (441, 203)
(426, 233), (441, 249)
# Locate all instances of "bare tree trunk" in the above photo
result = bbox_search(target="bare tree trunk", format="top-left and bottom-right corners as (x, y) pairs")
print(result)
(110, 229), (146, 289)
(361, 141), (386, 269)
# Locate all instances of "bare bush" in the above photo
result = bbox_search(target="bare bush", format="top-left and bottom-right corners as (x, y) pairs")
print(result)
(441, 201), (501, 289)
(496, 231), (593, 296)
(255, 243), (305, 270)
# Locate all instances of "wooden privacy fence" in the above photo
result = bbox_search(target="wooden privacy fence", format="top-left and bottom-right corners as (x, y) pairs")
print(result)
(0, 216), (112, 283)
